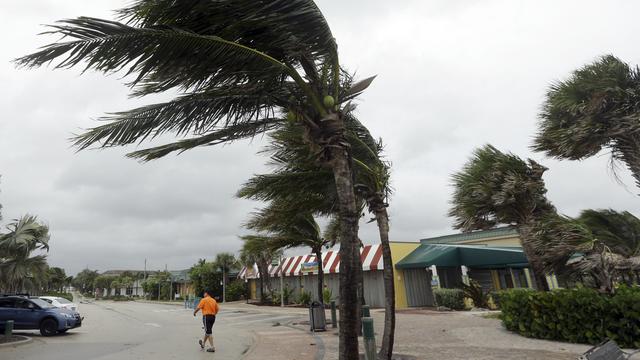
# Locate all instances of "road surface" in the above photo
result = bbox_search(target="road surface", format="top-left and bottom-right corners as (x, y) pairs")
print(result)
(1, 300), (303, 359)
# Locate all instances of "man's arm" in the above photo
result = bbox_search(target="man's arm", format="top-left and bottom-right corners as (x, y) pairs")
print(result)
(193, 307), (200, 317)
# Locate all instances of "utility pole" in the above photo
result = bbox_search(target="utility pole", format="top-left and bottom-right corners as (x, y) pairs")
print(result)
(222, 266), (226, 303)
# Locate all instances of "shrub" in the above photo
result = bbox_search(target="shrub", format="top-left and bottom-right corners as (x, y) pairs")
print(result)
(282, 286), (295, 305)
(322, 287), (333, 304)
(226, 280), (247, 302)
(298, 290), (312, 306)
(497, 286), (640, 348)
(433, 288), (464, 310)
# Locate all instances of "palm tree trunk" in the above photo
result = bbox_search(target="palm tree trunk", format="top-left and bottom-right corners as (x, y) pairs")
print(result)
(518, 222), (550, 291)
(375, 208), (396, 360)
(330, 146), (361, 360)
(355, 242), (364, 337)
(314, 248), (324, 304)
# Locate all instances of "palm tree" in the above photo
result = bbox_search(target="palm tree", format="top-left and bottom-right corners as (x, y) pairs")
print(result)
(17, 4), (375, 355)
(240, 235), (282, 304)
(533, 55), (640, 189)
(532, 209), (640, 293)
(246, 205), (328, 302)
(449, 144), (556, 290)
(214, 252), (237, 303)
(0, 215), (50, 293)
(239, 118), (397, 358)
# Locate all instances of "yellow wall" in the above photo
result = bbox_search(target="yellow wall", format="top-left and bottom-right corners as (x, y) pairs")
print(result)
(389, 242), (421, 309)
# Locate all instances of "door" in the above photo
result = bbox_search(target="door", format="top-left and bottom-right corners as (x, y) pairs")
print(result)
(13, 299), (41, 329)
(404, 269), (434, 307)
(0, 298), (16, 327)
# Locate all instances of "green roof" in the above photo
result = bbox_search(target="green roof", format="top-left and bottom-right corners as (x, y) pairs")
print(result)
(395, 243), (528, 269)
(420, 226), (518, 245)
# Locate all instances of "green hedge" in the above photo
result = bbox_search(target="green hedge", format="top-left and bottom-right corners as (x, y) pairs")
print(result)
(433, 288), (465, 310)
(497, 286), (640, 348)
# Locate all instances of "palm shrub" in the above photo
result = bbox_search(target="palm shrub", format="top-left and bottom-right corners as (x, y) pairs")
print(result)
(298, 290), (312, 306)
(461, 280), (489, 308)
(533, 55), (640, 189)
(449, 144), (556, 290)
(17, 3), (377, 356)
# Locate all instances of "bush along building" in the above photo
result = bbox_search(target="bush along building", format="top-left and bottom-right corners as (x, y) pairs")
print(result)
(240, 227), (560, 308)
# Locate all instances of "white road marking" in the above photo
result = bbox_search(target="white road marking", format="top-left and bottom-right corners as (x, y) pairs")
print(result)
(144, 322), (161, 327)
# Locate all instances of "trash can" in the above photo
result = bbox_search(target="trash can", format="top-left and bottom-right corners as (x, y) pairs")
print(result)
(308, 301), (326, 332)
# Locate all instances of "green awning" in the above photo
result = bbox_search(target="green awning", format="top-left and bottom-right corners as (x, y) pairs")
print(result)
(395, 244), (529, 269)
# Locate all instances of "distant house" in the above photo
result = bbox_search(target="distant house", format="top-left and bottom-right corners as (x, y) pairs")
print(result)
(96, 270), (151, 297)
(169, 269), (192, 299)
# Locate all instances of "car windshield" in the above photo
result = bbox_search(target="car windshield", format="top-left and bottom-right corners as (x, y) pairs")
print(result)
(56, 298), (71, 304)
(30, 298), (55, 309)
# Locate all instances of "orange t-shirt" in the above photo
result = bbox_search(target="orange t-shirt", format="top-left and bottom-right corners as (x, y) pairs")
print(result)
(197, 296), (219, 316)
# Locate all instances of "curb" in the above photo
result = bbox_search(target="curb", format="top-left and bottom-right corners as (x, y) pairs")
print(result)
(0, 335), (33, 348)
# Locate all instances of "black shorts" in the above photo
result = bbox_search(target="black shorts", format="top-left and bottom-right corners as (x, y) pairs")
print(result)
(203, 315), (216, 335)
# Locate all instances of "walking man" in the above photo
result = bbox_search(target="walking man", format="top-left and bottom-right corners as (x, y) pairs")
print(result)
(193, 289), (219, 352)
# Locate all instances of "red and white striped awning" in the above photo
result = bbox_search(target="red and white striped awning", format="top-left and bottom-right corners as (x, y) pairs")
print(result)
(238, 244), (385, 279)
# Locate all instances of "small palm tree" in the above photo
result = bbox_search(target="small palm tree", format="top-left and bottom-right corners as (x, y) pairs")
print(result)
(449, 145), (556, 290)
(239, 235), (282, 304)
(0, 215), (50, 293)
(17, 4), (374, 354)
(214, 252), (237, 302)
(533, 55), (640, 189)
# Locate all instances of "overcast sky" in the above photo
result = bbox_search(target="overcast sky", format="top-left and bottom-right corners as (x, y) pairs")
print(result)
(1, 0), (639, 275)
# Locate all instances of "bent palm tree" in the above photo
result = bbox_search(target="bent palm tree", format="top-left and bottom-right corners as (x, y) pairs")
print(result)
(533, 55), (640, 189)
(240, 234), (282, 304)
(532, 209), (640, 293)
(238, 119), (397, 358)
(17, 3), (375, 356)
(449, 145), (556, 290)
(0, 215), (50, 292)
(246, 206), (328, 302)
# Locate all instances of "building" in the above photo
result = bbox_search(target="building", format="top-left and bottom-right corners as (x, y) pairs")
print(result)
(240, 226), (559, 309)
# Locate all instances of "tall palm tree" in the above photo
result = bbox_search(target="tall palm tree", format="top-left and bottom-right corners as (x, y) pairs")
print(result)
(17, 3), (374, 355)
(239, 119), (398, 358)
(214, 252), (238, 302)
(449, 144), (556, 290)
(533, 55), (640, 189)
(0, 215), (50, 293)
(246, 206), (328, 302)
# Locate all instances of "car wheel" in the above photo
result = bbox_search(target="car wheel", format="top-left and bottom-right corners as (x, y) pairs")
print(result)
(40, 318), (58, 336)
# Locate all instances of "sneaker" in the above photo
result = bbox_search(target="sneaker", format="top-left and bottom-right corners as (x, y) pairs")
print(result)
(198, 340), (204, 349)
(206, 347), (215, 352)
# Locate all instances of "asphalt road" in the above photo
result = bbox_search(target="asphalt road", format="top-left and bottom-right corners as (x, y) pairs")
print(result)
(0, 300), (301, 360)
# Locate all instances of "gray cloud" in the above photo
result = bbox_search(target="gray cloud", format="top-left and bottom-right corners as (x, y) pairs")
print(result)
(2, 0), (639, 275)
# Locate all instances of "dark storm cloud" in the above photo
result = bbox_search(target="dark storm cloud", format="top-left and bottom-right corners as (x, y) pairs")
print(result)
(2, 0), (640, 275)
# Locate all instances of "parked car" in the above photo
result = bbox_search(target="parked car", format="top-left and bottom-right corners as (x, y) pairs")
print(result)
(0, 295), (82, 336)
(39, 296), (78, 312)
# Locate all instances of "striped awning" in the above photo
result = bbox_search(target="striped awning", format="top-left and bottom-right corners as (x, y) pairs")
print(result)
(238, 244), (385, 279)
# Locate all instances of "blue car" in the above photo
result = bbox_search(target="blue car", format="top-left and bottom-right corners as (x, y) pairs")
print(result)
(0, 295), (82, 336)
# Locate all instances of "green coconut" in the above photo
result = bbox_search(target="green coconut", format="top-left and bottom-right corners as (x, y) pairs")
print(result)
(323, 95), (335, 108)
